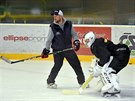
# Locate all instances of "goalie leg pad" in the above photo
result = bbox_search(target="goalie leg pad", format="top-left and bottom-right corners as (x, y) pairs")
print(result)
(111, 73), (120, 92)
(101, 68), (121, 95)
(95, 80), (104, 92)
(100, 68), (114, 93)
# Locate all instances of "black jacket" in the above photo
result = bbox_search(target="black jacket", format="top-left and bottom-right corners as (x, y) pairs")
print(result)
(50, 21), (72, 50)
(91, 38), (130, 67)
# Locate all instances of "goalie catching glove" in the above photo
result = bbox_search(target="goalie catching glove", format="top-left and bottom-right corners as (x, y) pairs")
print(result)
(41, 48), (50, 58)
(90, 58), (102, 77)
(93, 63), (102, 77)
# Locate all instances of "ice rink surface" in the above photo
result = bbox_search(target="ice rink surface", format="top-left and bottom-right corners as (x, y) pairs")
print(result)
(0, 60), (135, 101)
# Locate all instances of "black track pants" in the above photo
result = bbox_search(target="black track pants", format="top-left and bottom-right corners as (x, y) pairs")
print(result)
(47, 50), (85, 84)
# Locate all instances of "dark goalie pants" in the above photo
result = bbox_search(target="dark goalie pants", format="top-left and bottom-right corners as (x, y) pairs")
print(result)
(47, 49), (85, 85)
(109, 53), (130, 73)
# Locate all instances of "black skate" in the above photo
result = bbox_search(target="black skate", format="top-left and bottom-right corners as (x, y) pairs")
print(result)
(102, 91), (121, 98)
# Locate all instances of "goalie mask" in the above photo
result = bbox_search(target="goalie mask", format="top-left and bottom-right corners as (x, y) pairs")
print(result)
(84, 32), (96, 47)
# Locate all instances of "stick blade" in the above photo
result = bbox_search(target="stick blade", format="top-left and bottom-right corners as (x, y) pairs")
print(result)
(1, 56), (12, 64)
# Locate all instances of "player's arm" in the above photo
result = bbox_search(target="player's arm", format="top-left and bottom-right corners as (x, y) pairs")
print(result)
(71, 26), (78, 41)
(71, 25), (80, 51)
(41, 27), (54, 58)
(96, 39), (111, 66)
(97, 46), (111, 66)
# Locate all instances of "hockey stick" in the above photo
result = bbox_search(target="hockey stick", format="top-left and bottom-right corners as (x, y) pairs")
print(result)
(0, 48), (73, 64)
(79, 74), (93, 93)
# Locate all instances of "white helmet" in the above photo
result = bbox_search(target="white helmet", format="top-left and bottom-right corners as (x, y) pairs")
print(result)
(84, 32), (96, 47)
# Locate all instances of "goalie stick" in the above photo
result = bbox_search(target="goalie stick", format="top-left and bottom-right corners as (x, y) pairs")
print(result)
(0, 48), (73, 64)
(62, 58), (96, 95)
(62, 74), (93, 95)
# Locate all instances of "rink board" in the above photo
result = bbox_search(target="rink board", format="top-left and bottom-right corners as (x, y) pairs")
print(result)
(0, 53), (135, 64)
(0, 24), (135, 64)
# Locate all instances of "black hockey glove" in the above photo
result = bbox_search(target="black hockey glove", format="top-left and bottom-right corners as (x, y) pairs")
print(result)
(41, 48), (50, 58)
(73, 40), (80, 51)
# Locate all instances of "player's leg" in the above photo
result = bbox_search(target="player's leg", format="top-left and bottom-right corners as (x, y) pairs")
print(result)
(101, 55), (129, 96)
(101, 67), (120, 97)
(47, 53), (64, 88)
(110, 53), (130, 73)
(65, 50), (85, 85)
(100, 56), (122, 95)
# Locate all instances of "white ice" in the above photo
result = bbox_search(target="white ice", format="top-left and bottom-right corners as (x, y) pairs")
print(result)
(0, 60), (135, 101)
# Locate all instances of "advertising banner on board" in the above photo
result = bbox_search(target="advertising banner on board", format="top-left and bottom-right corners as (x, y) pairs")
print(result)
(0, 24), (49, 53)
(74, 26), (111, 55)
(112, 26), (135, 57)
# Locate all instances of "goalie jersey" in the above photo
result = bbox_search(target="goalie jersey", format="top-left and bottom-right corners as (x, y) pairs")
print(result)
(90, 38), (130, 73)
